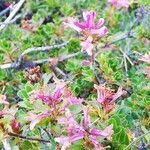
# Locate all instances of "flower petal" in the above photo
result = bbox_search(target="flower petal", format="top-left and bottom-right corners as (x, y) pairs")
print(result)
(64, 17), (82, 32)
(74, 21), (88, 30)
(67, 97), (84, 105)
(28, 111), (51, 130)
(94, 84), (113, 104)
(95, 18), (105, 29)
(55, 137), (71, 150)
(90, 125), (113, 139)
(82, 106), (91, 128)
(53, 88), (62, 102)
(91, 26), (108, 37)
(86, 11), (96, 29)
(81, 36), (94, 56)
(112, 87), (126, 102)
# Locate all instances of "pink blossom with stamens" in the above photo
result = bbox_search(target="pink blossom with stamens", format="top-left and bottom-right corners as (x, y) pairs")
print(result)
(108, 0), (130, 9)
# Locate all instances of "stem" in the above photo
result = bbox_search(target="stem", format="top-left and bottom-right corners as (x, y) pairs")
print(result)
(18, 41), (69, 64)
(8, 132), (50, 143)
(0, 42), (69, 69)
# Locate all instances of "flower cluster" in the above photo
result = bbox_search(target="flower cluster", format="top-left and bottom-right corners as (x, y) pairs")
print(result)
(28, 81), (83, 130)
(24, 79), (127, 149)
(65, 11), (108, 56)
(55, 108), (113, 150)
(94, 84), (126, 113)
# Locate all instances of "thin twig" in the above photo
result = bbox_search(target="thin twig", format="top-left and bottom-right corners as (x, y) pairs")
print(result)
(0, 0), (25, 31)
(123, 54), (128, 72)
(59, 51), (81, 61)
(0, 14), (21, 25)
(0, 42), (69, 69)
(119, 49), (134, 66)
(124, 131), (150, 150)
(8, 132), (50, 143)
(17, 41), (69, 65)
(55, 67), (66, 77)
(43, 128), (52, 139)
(0, 62), (16, 69)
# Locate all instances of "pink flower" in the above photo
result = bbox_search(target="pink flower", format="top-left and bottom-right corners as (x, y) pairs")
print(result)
(55, 108), (113, 150)
(108, 0), (130, 9)
(10, 119), (21, 133)
(94, 84), (126, 113)
(65, 11), (108, 56)
(140, 53), (150, 64)
(37, 88), (62, 107)
(70, 11), (108, 37)
(28, 89), (63, 130)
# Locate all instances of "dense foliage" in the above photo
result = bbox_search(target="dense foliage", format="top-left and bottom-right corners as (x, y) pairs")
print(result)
(0, 0), (150, 150)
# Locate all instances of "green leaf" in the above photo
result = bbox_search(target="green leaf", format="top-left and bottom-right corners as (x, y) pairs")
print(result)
(17, 90), (29, 99)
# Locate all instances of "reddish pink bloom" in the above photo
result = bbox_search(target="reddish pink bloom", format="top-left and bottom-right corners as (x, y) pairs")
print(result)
(108, 0), (130, 9)
(53, 77), (74, 98)
(55, 108), (113, 150)
(140, 53), (150, 64)
(94, 84), (126, 113)
(10, 119), (21, 133)
(65, 11), (108, 56)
